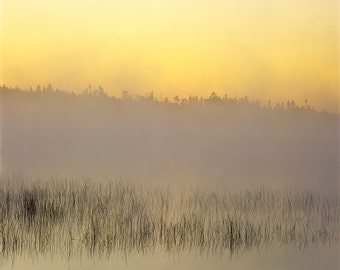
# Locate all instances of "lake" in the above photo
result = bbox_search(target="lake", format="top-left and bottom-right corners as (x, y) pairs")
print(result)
(0, 176), (338, 270)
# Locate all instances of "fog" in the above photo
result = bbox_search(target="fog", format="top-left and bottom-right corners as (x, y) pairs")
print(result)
(1, 86), (338, 192)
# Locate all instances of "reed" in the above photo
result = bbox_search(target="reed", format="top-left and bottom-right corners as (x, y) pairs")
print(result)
(0, 175), (338, 262)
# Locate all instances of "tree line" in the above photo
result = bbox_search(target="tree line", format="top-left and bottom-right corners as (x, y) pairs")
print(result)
(0, 84), (318, 113)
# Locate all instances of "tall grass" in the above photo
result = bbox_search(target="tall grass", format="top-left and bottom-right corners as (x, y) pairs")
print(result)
(0, 175), (338, 262)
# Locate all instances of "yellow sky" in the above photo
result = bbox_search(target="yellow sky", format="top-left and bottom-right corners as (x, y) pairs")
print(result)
(1, 0), (339, 112)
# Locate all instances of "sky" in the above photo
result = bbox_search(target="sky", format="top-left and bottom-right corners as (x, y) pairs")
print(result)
(1, 0), (339, 112)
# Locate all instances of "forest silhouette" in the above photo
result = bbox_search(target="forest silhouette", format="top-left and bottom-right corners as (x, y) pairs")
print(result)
(0, 85), (338, 191)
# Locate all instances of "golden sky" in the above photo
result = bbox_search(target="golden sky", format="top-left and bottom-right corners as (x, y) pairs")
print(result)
(1, 0), (339, 111)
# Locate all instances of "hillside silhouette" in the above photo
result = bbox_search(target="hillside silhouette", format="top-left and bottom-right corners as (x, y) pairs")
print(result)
(0, 85), (338, 191)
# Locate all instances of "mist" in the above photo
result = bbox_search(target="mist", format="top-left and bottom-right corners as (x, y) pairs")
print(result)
(1, 86), (338, 192)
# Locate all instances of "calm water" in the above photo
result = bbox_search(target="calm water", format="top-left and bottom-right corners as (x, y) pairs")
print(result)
(1, 246), (338, 270)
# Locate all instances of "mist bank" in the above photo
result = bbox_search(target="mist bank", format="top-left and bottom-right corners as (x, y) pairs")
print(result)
(1, 86), (338, 191)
